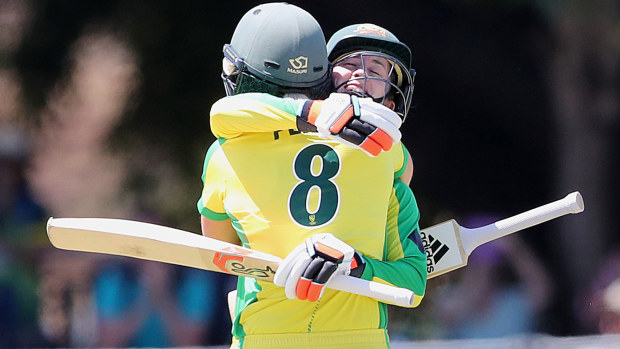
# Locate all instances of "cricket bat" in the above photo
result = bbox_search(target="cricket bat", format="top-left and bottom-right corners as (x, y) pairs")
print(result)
(46, 217), (416, 307)
(46, 191), (584, 307)
(421, 191), (585, 278)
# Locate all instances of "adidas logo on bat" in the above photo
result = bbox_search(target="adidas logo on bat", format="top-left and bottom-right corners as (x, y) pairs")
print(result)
(420, 231), (450, 273)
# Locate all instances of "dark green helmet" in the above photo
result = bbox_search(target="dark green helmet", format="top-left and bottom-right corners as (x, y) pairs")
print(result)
(327, 23), (415, 121)
(222, 3), (331, 99)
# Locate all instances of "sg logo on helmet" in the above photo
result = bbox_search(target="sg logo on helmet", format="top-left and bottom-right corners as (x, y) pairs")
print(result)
(288, 56), (308, 74)
(355, 24), (388, 38)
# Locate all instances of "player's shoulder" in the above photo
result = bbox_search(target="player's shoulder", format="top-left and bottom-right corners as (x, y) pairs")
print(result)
(210, 93), (265, 114)
(203, 138), (227, 162)
(211, 93), (298, 113)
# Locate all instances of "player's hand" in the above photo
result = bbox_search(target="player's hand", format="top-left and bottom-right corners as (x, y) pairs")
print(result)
(297, 93), (402, 156)
(273, 233), (366, 302)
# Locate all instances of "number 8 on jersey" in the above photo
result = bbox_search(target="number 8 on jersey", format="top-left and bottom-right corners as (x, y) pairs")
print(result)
(288, 144), (341, 228)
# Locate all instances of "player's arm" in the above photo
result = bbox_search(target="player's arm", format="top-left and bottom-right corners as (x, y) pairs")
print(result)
(201, 216), (239, 245)
(392, 142), (413, 185)
(197, 140), (240, 245)
(210, 93), (402, 156)
(358, 179), (427, 307)
(401, 152), (414, 185)
(210, 93), (299, 138)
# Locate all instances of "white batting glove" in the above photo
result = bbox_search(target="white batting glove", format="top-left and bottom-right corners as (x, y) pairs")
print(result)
(274, 233), (366, 302)
(296, 93), (402, 156)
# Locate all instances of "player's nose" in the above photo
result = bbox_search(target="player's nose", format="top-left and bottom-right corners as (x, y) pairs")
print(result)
(351, 67), (366, 78)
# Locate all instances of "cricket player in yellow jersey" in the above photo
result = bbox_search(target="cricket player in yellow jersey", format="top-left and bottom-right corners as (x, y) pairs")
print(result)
(197, 4), (426, 348)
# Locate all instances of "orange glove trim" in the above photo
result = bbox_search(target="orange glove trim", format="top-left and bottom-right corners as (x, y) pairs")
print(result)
(328, 106), (355, 134)
(307, 283), (324, 302)
(296, 278), (312, 300)
(306, 101), (323, 126)
(368, 128), (392, 151)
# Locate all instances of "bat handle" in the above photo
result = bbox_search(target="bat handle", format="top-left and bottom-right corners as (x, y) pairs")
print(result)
(328, 275), (415, 307)
(462, 191), (584, 256)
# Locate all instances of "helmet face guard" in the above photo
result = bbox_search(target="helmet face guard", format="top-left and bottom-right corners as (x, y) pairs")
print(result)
(332, 51), (415, 121)
(221, 44), (243, 96)
(327, 23), (415, 121)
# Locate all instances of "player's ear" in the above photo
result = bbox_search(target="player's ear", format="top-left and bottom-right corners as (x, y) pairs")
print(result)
(385, 99), (396, 111)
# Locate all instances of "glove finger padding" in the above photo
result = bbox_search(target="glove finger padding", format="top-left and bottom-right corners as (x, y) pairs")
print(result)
(325, 133), (381, 157)
(297, 93), (402, 157)
(295, 257), (340, 301)
(310, 260), (338, 301)
(338, 120), (391, 156)
(346, 118), (378, 136)
(284, 253), (313, 300)
(295, 257), (324, 300)
(274, 233), (357, 302)
(336, 129), (383, 157)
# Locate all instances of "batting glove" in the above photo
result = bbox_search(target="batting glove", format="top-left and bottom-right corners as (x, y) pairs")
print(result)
(297, 93), (402, 156)
(273, 233), (366, 302)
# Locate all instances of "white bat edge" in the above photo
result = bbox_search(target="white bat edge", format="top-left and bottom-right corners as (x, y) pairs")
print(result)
(46, 217), (415, 307)
(460, 191), (585, 256)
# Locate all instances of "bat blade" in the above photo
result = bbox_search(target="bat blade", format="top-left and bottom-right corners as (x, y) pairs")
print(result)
(421, 191), (585, 279)
(47, 217), (416, 307)
(47, 217), (281, 280)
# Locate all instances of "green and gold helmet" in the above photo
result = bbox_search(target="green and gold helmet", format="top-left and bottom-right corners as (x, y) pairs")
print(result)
(327, 23), (415, 121)
(222, 3), (331, 99)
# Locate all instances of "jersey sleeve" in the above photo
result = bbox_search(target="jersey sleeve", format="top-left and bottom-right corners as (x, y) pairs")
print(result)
(393, 143), (409, 179)
(196, 139), (229, 221)
(210, 93), (304, 138)
(358, 179), (427, 307)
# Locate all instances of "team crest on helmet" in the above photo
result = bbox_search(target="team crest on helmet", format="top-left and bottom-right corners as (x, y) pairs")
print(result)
(288, 56), (308, 74)
(355, 24), (388, 38)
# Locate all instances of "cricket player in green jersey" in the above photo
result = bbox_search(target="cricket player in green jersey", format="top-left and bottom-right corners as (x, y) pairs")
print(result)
(197, 4), (426, 348)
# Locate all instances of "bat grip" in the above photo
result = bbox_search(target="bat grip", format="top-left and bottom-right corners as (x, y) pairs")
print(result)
(327, 275), (415, 307)
(462, 191), (584, 256)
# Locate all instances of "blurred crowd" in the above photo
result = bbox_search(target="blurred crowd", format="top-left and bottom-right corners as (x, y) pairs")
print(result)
(0, 137), (237, 346)
(0, 125), (241, 347)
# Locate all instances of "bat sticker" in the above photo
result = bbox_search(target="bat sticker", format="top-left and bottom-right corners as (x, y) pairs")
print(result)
(229, 262), (277, 278)
(213, 251), (245, 273)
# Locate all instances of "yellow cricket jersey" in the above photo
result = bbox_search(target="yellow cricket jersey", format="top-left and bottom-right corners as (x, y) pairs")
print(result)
(198, 94), (426, 348)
